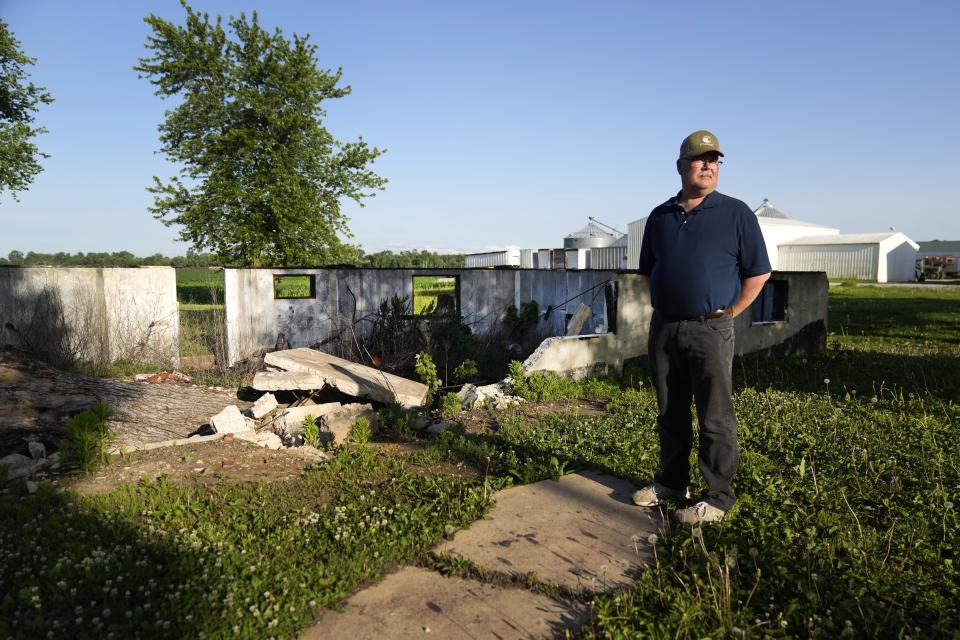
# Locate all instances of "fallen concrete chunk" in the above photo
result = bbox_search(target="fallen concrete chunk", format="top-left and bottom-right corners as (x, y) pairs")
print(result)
(246, 393), (279, 419)
(0, 453), (34, 480)
(264, 348), (429, 407)
(256, 432), (283, 450)
(252, 371), (326, 391)
(272, 403), (343, 437)
(210, 405), (253, 434)
(27, 441), (46, 460)
(457, 381), (518, 409)
(426, 421), (454, 435)
(566, 303), (592, 336)
(323, 403), (379, 446)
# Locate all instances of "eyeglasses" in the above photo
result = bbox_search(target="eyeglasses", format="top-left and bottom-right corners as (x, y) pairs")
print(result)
(689, 157), (723, 168)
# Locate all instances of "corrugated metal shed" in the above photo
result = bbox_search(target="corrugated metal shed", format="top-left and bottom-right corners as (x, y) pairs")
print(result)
(464, 249), (521, 268)
(589, 245), (628, 270)
(779, 231), (919, 282)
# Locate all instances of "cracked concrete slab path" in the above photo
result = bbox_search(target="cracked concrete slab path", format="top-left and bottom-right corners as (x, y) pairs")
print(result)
(305, 566), (587, 639)
(304, 472), (664, 638)
(436, 471), (665, 593)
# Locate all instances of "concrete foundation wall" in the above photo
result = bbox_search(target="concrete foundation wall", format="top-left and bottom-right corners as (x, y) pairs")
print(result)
(223, 267), (826, 376)
(0, 266), (179, 366)
(224, 268), (619, 364)
(524, 272), (827, 376)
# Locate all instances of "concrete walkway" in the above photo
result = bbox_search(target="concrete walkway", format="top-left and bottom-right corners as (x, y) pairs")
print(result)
(306, 471), (664, 639)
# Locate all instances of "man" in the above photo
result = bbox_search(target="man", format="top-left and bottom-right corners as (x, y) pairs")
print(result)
(633, 130), (771, 525)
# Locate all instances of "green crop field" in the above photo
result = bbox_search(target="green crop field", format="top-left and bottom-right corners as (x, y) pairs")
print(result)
(176, 268), (224, 305)
(2, 284), (957, 638)
(413, 275), (457, 315)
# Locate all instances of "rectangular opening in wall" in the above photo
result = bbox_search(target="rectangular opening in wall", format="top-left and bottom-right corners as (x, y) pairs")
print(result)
(604, 281), (618, 334)
(413, 275), (459, 315)
(751, 280), (788, 325)
(273, 274), (315, 299)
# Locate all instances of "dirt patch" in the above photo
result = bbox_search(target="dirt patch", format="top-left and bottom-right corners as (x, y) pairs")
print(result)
(40, 438), (326, 495)
(457, 398), (608, 434)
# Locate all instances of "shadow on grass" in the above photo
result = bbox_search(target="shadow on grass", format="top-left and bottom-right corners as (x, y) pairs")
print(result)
(734, 348), (960, 404)
(0, 486), (219, 639)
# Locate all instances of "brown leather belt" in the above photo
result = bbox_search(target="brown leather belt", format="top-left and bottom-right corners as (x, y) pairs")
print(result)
(659, 308), (731, 322)
(699, 310), (729, 320)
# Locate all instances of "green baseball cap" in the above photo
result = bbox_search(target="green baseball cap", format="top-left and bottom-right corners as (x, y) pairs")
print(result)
(679, 130), (724, 160)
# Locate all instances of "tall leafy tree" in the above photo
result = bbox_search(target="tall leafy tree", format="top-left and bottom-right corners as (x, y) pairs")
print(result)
(0, 19), (53, 202)
(135, 2), (386, 266)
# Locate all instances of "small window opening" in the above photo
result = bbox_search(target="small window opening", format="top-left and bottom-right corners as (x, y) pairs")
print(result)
(604, 281), (618, 334)
(751, 280), (788, 325)
(274, 274), (316, 299)
(413, 275), (459, 316)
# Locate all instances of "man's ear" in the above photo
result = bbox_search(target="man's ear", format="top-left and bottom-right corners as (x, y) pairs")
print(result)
(676, 159), (682, 175)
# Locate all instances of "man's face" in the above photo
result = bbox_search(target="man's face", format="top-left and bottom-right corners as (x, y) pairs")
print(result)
(677, 152), (721, 193)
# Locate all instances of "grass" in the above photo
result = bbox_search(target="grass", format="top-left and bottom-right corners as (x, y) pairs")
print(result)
(2, 283), (958, 638)
(413, 275), (456, 315)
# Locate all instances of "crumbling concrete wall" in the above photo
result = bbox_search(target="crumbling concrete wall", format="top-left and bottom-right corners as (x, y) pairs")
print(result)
(224, 268), (618, 365)
(523, 272), (827, 377)
(0, 266), (179, 367)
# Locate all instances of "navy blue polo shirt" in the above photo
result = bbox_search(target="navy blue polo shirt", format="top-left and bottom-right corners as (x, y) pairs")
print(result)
(638, 190), (771, 319)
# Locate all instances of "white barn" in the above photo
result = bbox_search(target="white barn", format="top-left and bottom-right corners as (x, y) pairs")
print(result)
(752, 199), (838, 269)
(778, 232), (919, 282)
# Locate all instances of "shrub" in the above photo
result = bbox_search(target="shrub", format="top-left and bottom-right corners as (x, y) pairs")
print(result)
(350, 417), (372, 447)
(506, 360), (529, 398)
(60, 401), (114, 473)
(415, 352), (441, 403)
(438, 393), (462, 421)
(453, 358), (478, 381)
(301, 415), (320, 449)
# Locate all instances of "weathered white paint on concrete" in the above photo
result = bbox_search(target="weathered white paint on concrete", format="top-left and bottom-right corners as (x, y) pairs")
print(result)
(435, 471), (664, 593)
(0, 266), (179, 366)
(223, 268), (618, 365)
(304, 566), (587, 639)
(524, 271), (828, 376)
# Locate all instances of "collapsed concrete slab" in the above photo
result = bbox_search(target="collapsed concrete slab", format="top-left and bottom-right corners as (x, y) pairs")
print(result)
(264, 348), (429, 407)
(251, 371), (326, 392)
(303, 566), (587, 639)
(434, 471), (665, 593)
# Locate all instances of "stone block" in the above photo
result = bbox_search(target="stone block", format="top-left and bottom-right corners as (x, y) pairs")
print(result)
(247, 393), (279, 419)
(27, 441), (46, 460)
(210, 405), (253, 434)
(322, 403), (379, 446)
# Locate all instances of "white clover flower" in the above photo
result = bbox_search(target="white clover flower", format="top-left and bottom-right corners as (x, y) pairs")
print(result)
(823, 378), (830, 384)
(647, 534), (658, 545)
(946, 501), (954, 510)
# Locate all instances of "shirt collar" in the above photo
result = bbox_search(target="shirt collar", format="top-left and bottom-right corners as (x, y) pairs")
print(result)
(670, 189), (720, 212)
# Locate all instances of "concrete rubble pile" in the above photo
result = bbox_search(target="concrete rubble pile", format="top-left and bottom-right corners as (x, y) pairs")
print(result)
(122, 347), (436, 456)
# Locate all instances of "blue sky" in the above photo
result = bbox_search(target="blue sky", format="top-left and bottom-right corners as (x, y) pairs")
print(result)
(2, 0), (957, 257)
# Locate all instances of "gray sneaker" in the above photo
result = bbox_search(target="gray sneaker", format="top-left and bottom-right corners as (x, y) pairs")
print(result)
(675, 501), (726, 524)
(631, 482), (689, 507)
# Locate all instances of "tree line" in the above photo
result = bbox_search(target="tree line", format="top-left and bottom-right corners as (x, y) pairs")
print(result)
(0, 249), (464, 269)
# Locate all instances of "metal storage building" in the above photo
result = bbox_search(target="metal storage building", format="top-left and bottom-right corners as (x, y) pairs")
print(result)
(778, 232), (919, 282)
(752, 199), (839, 269)
(464, 248), (521, 268)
